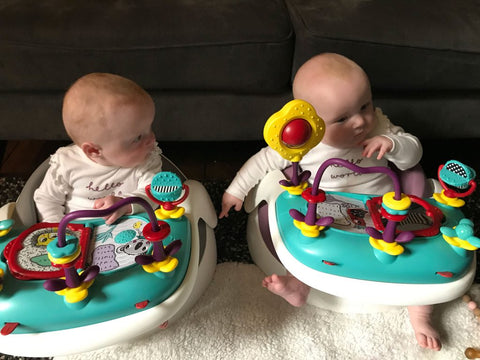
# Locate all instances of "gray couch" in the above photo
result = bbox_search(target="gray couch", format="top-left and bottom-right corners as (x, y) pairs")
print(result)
(1, 0), (479, 143)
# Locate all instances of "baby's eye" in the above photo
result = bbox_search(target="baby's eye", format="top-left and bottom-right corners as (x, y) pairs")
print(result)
(336, 117), (348, 123)
(133, 135), (142, 143)
(360, 102), (371, 111)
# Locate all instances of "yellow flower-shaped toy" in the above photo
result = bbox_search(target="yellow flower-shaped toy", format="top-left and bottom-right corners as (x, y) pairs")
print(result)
(264, 99), (325, 162)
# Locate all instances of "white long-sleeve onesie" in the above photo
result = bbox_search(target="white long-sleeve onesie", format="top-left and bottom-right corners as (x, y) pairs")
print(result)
(226, 108), (422, 199)
(33, 144), (163, 222)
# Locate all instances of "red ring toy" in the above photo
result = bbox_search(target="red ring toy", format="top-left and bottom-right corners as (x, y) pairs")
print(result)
(142, 221), (171, 242)
(302, 187), (326, 204)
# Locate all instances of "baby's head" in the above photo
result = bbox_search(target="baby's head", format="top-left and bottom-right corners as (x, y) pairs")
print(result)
(293, 53), (376, 149)
(62, 73), (156, 168)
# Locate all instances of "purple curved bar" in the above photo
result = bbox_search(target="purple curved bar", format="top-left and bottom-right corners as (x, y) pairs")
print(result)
(303, 158), (402, 226)
(56, 197), (158, 248)
(312, 158), (402, 199)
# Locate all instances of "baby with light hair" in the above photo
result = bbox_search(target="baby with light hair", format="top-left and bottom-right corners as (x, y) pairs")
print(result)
(220, 53), (441, 351)
(34, 73), (162, 225)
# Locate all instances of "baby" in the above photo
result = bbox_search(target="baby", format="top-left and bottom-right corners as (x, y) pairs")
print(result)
(220, 53), (441, 351)
(34, 72), (162, 225)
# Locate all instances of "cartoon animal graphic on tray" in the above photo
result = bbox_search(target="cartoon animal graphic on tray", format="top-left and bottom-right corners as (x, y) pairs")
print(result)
(91, 218), (151, 272)
(316, 193), (374, 233)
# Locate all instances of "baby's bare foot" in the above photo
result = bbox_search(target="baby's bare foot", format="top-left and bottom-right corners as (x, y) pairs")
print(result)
(262, 274), (310, 307)
(408, 305), (441, 351)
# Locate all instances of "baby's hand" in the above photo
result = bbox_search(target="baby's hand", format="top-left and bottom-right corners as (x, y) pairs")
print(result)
(361, 136), (393, 160)
(93, 195), (132, 225)
(219, 192), (244, 219)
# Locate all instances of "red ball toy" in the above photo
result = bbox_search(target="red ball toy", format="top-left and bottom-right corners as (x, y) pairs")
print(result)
(281, 118), (312, 147)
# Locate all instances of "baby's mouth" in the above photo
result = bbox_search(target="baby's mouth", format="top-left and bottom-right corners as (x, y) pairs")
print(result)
(354, 131), (367, 144)
(355, 130), (365, 139)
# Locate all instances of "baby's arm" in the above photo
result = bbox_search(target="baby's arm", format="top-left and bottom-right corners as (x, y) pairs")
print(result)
(367, 108), (423, 170)
(384, 131), (422, 170)
(33, 167), (69, 222)
(219, 146), (290, 218)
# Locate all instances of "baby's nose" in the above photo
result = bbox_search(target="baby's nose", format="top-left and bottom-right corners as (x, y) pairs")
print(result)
(352, 114), (366, 128)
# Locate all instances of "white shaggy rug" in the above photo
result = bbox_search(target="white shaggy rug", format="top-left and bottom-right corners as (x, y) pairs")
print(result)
(56, 262), (480, 360)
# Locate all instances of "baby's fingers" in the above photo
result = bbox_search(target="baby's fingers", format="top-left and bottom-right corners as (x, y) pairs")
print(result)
(93, 199), (105, 209)
(234, 202), (243, 211)
(219, 204), (233, 219)
(104, 212), (120, 225)
(376, 147), (388, 160)
(362, 143), (378, 158)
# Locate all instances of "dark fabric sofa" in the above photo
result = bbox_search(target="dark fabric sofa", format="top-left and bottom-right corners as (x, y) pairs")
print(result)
(0, 0), (479, 143)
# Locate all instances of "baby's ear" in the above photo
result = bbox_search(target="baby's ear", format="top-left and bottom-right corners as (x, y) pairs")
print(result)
(81, 142), (102, 162)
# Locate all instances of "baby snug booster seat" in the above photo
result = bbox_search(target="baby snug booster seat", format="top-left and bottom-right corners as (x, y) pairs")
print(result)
(245, 100), (477, 313)
(0, 153), (217, 357)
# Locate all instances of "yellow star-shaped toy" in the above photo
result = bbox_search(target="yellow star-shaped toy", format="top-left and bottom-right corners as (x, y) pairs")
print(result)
(369, 237), (405, 256)
(56, 278), (95, 304)
(280, 181), (309, 195)
(433, 190), (465, 207)
(293, 219), (326, 238)
(142, 256), (178, 274)
(155, 206), (185, 220)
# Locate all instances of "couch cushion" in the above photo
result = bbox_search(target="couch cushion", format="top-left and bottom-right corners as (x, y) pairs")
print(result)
(0, 0), (293, 93)
(286, 0), (480, 91)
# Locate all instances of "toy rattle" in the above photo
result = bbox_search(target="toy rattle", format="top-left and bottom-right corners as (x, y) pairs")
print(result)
(434, 160), (477, 207)
(145, 171), (189, 219)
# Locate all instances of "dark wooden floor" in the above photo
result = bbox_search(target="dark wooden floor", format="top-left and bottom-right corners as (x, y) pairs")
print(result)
(0, 138), (478, 181)
(0, 140), (265, 181)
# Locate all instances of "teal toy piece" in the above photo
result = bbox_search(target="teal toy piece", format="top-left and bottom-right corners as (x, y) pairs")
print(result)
(441, 219), (477, 241)
(440, 218), (480, 249)
(150, 171), (183, 202)
(440, 160), (476, 189)
(47, 234), (79, 259)
(0, 219), (14, 231)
